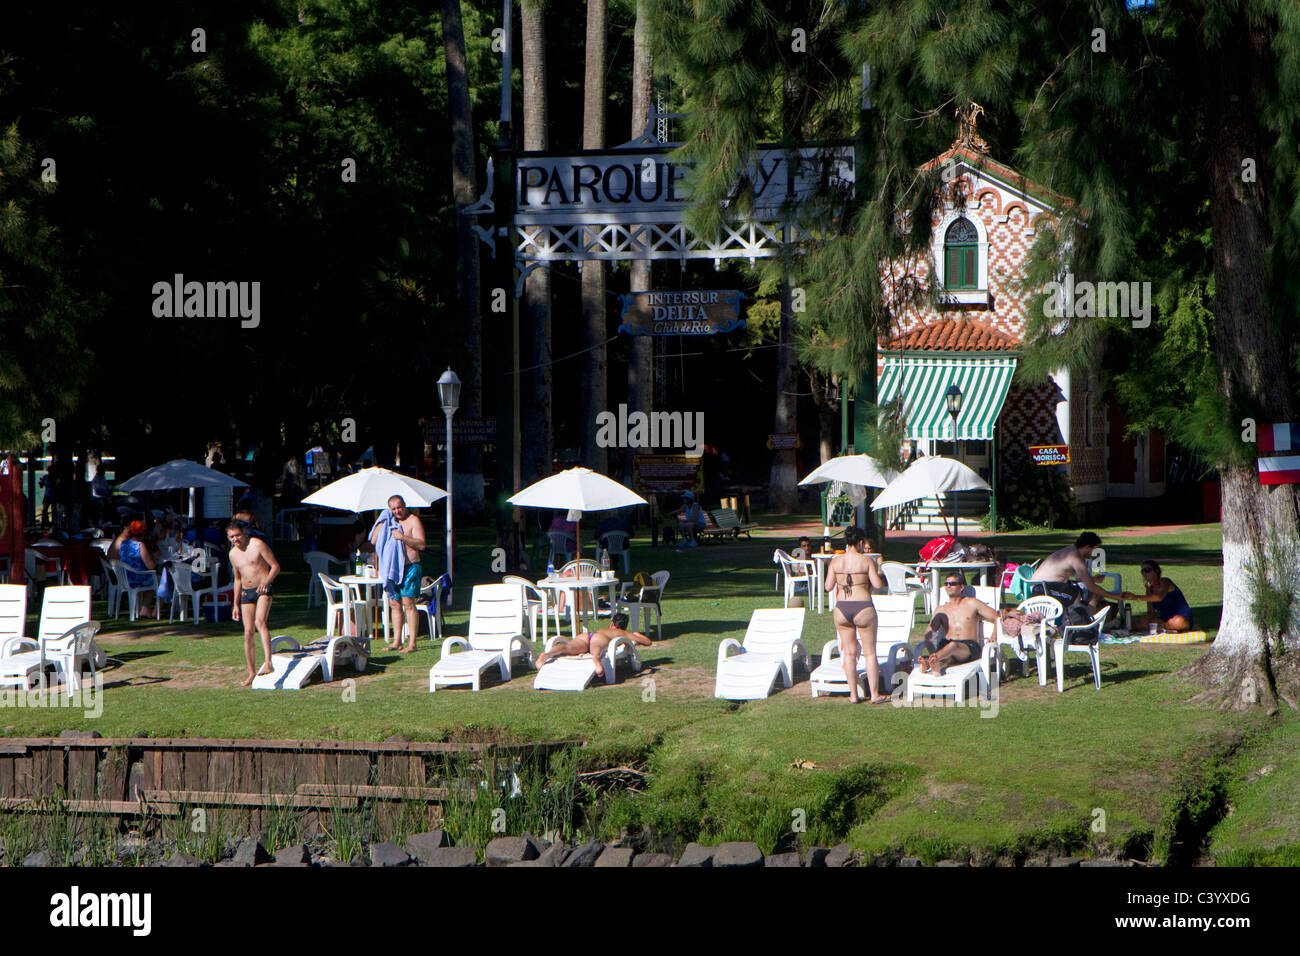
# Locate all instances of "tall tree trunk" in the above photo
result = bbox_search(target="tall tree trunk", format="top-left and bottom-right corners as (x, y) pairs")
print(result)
(1182, 17), (1300, 712)
(441, 0), (485, 518)
(769, 278), (799, 512)
(520, 0), (552, 485)
(579, 0), (608, 473)
(810, 369), (838, 464)
(626, 0), (655, 484)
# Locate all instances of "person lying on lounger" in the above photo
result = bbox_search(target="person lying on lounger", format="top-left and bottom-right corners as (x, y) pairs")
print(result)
(533, 613), (652, 678)
(915, 572), (1000, 676)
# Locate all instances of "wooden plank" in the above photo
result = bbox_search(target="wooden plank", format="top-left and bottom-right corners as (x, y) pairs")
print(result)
(263, 751), (295, 795)
(0, 756), (14, 798)
(140, 789), (340, 810)
(183, 750), (207, 792)
(67, 749), (97, 799)
(297, 783), (450, 801)
(208, 752), (235, 793)
(234, 750), (260, 796)
(142, 749), (161, 790)
(100, 747), (129, 802)
(11, 755), (33, 798)
(0, 737), (583, 754)
(161, 750), (184, 790)
(0, 797), (139, 814)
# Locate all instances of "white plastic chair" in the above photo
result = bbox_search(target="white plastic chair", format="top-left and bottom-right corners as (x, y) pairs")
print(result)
(111, 560), (158, 622)
(989, 595), (1063, 684)
(810, 592), (918, 698)
(547, 532), (576, 567)
(166, 557), (216, 624)
(1088, 548), (1127, 628)
(428, 583), (532, 692)
(419, 574), (450, 642)
(1054, 605), (1110, 692)
(616, 570), (669, 640)
(970, 584), (1003, 610)
(503, 574), (552, 644)
(715, 608), (808, 700)
(774, 550), (815, 609)
(597, 531), (631, 576)
(304, 551), (346, 608)
(319, 573), (363, 638)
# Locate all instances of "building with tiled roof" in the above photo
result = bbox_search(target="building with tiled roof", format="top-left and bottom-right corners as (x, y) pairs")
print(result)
(873, 108), (1164, 529)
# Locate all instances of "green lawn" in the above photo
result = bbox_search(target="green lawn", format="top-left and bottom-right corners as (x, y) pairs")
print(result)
(6, 518), (1292, 861)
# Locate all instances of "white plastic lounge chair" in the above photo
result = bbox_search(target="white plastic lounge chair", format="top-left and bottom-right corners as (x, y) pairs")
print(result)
(809, 593), (917, 698)
(252, 632), (370, 690)
(534, 631), (645, 692)
(428, 583), (532, 692)
(0, 620), (101, 697)
(0, 585), (27, 645)
(1054, 605), (1110, 692)
(905, 640), (999, 705)
(714, 607), (808, 700)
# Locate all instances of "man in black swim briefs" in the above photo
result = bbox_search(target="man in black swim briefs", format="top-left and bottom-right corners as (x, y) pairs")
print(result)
(227, 520), (281, 687)
(917, 572), (1000, 676)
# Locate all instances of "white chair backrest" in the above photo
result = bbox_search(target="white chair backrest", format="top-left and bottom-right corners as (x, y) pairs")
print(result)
(0, 585), (28, 640)
(1066, 605), (1110, 644)
(49, 620), (99, 656)
(171, 559), (203, 597)
(741, 608), (806, 655)
(318, 572), (348, 602)
(971, 585), (1002, 609)
(502, 575), (542, 602)
(880, 562), (912, 595)
(873, 593), (918, 644)
(599, 531), (629, 551)
(548, 531), (575, 553)
(1017, 595), (1064, 628)
(468, 583), (525, 651)
(38, 586), (92, 645)
(560, 560), (599, 579)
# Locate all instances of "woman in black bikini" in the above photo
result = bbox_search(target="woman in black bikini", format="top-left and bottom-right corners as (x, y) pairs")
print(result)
(824, 527), (888, 703)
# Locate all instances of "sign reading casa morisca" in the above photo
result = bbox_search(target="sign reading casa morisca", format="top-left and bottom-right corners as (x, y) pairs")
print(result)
(515, 146), (854, 225)
(618, 290), (744, 336)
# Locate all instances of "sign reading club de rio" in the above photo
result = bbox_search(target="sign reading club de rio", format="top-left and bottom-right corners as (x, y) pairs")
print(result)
(1029, 444), (1070, 465)
(618, 290), (744, 336)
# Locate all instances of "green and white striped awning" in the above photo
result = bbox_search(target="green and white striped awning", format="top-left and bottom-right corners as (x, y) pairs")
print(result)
(877, 356), (1017, 441)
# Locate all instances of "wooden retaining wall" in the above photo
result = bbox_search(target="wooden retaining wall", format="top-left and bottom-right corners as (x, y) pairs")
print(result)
(0, 736), (580, 835)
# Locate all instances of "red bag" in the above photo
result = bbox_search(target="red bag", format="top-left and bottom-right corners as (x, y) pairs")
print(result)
(918, 536), (957, 563)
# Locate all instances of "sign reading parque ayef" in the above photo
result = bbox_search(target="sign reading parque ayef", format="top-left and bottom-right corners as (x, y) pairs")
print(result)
(618, 290), (744, 336)
(515, 146), (854, 225)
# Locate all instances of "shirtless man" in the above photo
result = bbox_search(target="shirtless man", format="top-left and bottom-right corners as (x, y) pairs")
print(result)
(1030, 531), (1111, 612)
(227, 519), (281, 686)
(916, 572), (999, 676)
(369, 495), (426, 653)
(534, 613), (652, 679)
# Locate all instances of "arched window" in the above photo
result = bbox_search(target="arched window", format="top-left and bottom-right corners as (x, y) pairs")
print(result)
(944, 217), (979, 290)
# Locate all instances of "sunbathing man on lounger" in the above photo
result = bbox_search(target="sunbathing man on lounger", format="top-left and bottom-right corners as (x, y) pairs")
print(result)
(916, 572), (1000, 676)
(534, 613), (652, 679)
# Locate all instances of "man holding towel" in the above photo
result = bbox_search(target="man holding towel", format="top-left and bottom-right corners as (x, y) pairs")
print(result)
(369, 495), (426, 653)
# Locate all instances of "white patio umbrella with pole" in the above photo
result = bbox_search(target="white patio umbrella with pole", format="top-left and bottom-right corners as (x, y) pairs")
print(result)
(118, 458), (249, 522)
(798, 455), (900, 541)
(507, 467), (647, 561)
(869, 455), (991, 538)
(301, 467), (447, 513)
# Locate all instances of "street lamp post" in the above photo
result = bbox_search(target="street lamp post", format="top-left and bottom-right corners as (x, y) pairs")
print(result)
(438, 368), (461, 601)
(945, 383), (964, 538)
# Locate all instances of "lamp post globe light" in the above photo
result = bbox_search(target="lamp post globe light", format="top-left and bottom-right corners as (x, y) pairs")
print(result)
(945, 383), (963, 537)
(438, 368), (461, 598)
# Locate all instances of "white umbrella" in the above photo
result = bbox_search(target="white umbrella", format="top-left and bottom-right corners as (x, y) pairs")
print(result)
(870, 456), (991, 537)
(799, 454), (900, 542)
(301, 466), (447, 513)
(119, 459), (248, 492)
(508, 467), (647, 561)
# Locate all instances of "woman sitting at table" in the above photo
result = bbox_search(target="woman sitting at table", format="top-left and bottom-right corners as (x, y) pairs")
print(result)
(115, 520), (159, 618)
(1121, 560), (1194, 633)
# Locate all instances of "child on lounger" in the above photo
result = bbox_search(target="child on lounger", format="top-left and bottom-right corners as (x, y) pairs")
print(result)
(534, 613), (652, 678)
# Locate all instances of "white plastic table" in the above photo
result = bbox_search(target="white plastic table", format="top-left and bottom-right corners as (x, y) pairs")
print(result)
(537, 574), (618, 637)
(339, 574), (391, 645)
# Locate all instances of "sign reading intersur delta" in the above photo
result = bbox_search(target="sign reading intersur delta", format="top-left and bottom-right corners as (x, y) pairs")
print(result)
(515, 146), (854, 225)
(618, 290), (743, 336)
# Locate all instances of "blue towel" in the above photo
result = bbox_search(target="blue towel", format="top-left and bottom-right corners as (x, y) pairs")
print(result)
(370, 510), (407, 590)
